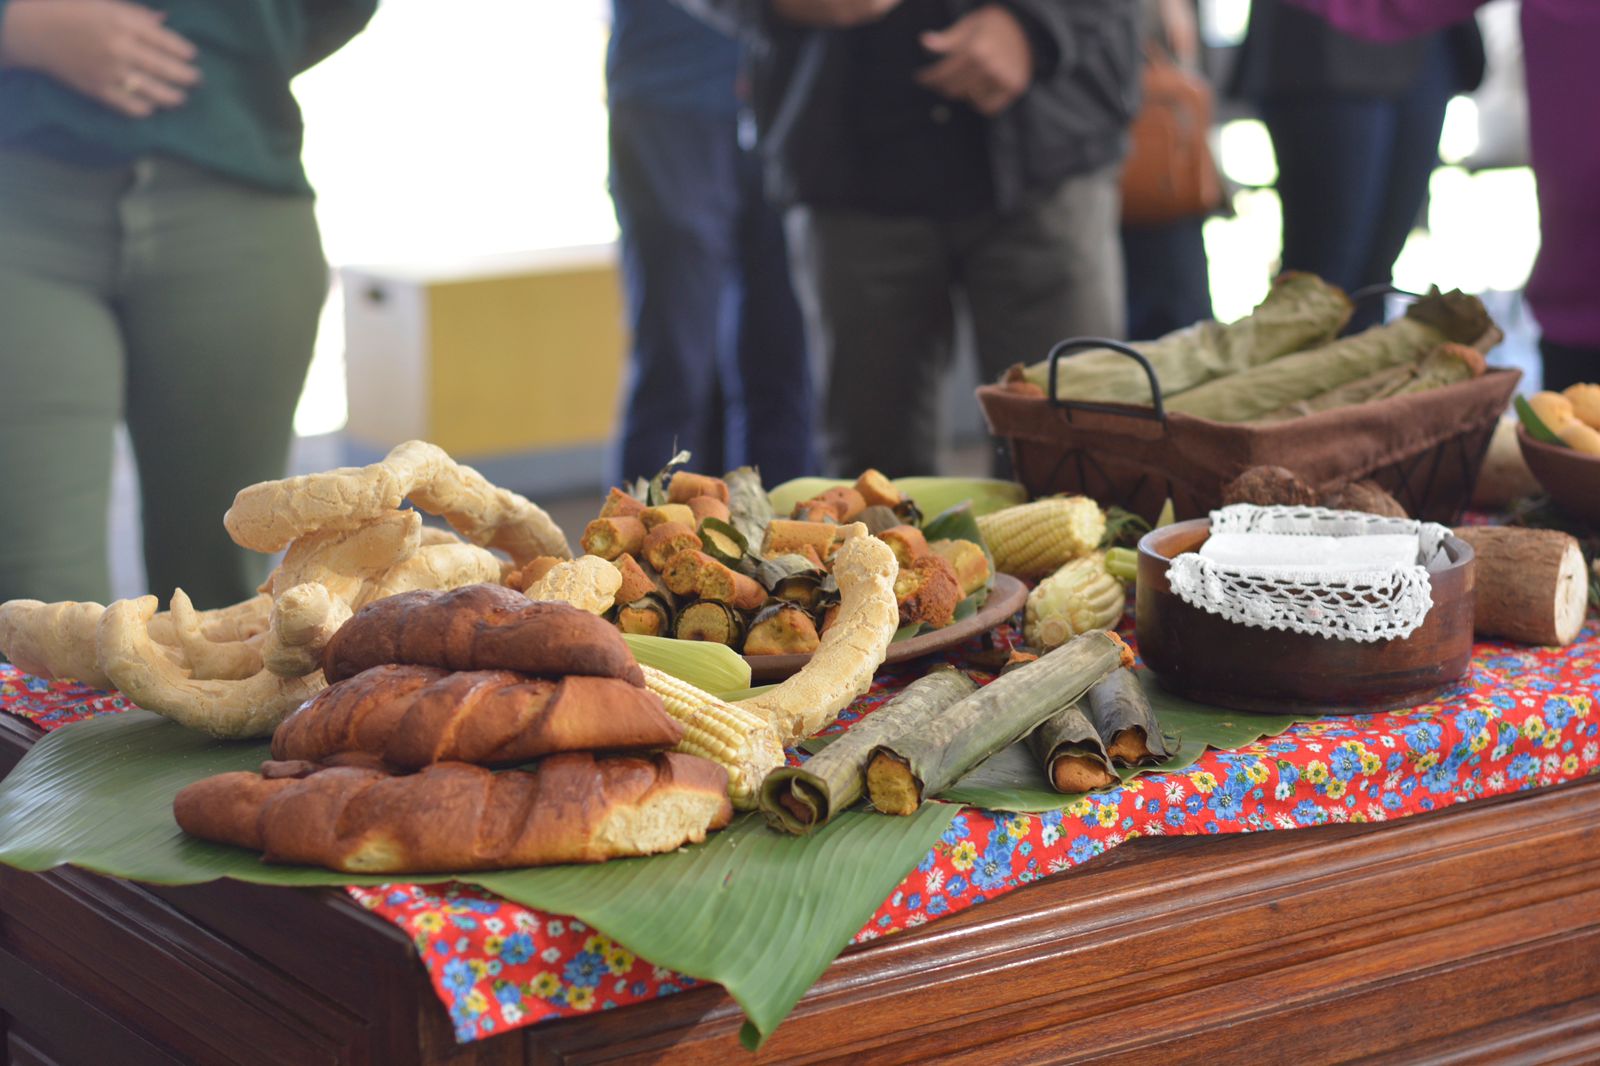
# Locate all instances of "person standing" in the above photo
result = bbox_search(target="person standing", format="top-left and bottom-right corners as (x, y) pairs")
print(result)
(607, 0), (815, 486)
(1233, 0), (1483, 329)
(0, 0), (375, 610)
(1284, 0), (1598, 392)
(1122, 0), (1214, 339)
(680, 0), (1140, 477)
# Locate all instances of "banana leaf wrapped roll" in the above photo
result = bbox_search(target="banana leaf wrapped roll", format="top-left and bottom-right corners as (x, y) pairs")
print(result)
(616, 592), (674, 637)
(744, 602), (821, 656)
(866, 631), (1133, 815)
(674, 600), (746, 646)
(1027, 703), (1118, 793)
(640, 503), (696, 530)
(1166, 290), (1494, 423)
(698, 517), (748, 566)
(1084, 668), (1172, 766)
(1021, 272), (1353, 403)
(761, 667), (978, 834)
(751, 553), (829, 608)
(725, 466), (774, 551)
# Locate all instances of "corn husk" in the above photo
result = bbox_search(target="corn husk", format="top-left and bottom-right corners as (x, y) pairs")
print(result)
(865, 631), (1131, 815)
(1084, 668), (1172, 765)
(1261, 340), (1488, 421)
(1167, 290), (1494, 423)
(621, 632), (752, 696)
(761, 668), (978, 834)
(1022, 272), (1352, 403)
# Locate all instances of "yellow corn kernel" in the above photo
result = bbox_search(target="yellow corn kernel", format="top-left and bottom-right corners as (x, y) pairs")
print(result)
(641, 665), (783, 809)
(976, 497), (1105, 578)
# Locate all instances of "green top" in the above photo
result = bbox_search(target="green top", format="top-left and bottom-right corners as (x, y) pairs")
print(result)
(0, 0), (376, 195)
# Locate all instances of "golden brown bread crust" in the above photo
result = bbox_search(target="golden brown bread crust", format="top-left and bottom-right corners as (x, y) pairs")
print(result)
(173, 752), (733, 873)
(321, 584), (645, 686)
(272, 664), (683, 769)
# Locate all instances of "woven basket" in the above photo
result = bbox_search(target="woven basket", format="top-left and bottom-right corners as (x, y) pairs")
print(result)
(977, 338), (1520, 524)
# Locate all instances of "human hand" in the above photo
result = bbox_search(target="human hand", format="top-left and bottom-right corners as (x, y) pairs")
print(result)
(0, 0), (199, 118)
(770, 0), (902, 29)
(916, 4), (1033, 117)
(1158, 0), (1201, 67)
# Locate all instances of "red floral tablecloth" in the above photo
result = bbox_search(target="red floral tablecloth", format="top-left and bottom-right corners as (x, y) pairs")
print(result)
(3, 617), (1598, 1043)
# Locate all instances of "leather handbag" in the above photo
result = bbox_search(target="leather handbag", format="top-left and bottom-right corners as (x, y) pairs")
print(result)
(1119, 44), (1223, 226)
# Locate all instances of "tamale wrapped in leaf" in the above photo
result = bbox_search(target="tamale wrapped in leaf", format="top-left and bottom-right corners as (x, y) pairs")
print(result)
(616, 593), (673, 637)
(744, 603), (821, 656)
(1022, 272), (1353, 403)
(1166, 290), (1494, 423)
(1387, 342), (1486, 397)
(725, 466), (773, 553)
(698, 518), (748, 566)
(1027, 703), (1118, 793)
(761, 668), (978, 834)
(865, 631), (1133, 815)
(1261, 340), (1488, 421)
(675, 600), (746, 646)
(1083, 668), (1172, 766)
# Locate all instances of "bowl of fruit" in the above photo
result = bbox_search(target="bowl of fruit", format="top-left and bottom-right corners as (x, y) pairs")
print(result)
(1517, 385), (1600, 527)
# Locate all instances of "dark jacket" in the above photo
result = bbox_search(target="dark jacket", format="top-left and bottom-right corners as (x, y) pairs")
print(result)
(677, 0), (1142, 214)
(1231, 0), (1484, 100)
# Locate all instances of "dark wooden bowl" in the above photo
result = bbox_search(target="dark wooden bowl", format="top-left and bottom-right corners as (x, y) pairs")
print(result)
(1516, 424), (1600, 527)
(1135, 519), (1476, 714)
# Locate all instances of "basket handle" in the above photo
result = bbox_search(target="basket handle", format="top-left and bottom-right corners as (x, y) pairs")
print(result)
(1348, 283), (1424, 308)
(1045, 337), (1168, 424)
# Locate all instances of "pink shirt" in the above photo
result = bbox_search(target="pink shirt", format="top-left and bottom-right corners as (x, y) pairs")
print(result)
(1288, 0), (1600, 348)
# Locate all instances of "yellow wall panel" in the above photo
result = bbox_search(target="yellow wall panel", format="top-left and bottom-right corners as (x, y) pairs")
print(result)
(425, 262), (626, 456)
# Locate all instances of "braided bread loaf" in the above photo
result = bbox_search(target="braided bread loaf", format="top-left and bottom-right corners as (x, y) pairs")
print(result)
(272, 663), (682, 769)
(174, 752), (732, 873)
(322, 584), (645, 687)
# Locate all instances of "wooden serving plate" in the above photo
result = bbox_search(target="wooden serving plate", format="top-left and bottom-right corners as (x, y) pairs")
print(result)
(1135, 519), (1476, 714)
(744, 573), (1029, 683)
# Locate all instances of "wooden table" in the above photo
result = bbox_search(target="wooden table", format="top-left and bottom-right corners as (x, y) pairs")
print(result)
(3, 712), (1598, 1066)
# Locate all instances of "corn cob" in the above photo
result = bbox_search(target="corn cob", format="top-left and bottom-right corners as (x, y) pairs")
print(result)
(976, 497), (1105, 578)
(641, 664), (784, 810)
(1024, 553), (1126, 651)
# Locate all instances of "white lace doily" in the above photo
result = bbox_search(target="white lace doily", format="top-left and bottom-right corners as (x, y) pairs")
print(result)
(1166, 505), (1453, 643)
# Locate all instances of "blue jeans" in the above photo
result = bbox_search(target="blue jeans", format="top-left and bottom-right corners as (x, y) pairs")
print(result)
(1261, 38), (1455, 329)
(607, 100), (814, 486)
(1122, 218), (1213, 340)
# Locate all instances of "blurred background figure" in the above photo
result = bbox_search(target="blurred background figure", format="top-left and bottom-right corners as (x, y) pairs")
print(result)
(683, 0), (1140, 478)
(606, 0), (814, 487)
(1286, 0), (1598, 391)
(1233, 0), (1483, 329)
(1121, 0), (1217, 340)
(0, 0), (375, 609)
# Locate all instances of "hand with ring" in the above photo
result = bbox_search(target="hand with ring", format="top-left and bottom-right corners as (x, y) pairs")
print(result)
(0, 0), (200, 118)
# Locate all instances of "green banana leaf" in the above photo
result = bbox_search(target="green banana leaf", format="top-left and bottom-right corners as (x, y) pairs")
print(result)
(939, 673), (1316, 811)
(767, 477), (1026, 522)
(1514, 394), (1569, 447)
(0, 709), (953, 1048)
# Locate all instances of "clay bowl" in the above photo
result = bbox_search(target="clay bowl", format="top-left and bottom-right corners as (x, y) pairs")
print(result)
(1517, 424), (1600, 527)
(1135, 519), (1476, 714)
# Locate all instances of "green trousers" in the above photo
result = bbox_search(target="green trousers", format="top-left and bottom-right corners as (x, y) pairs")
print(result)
(0, 150), (326, 610)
